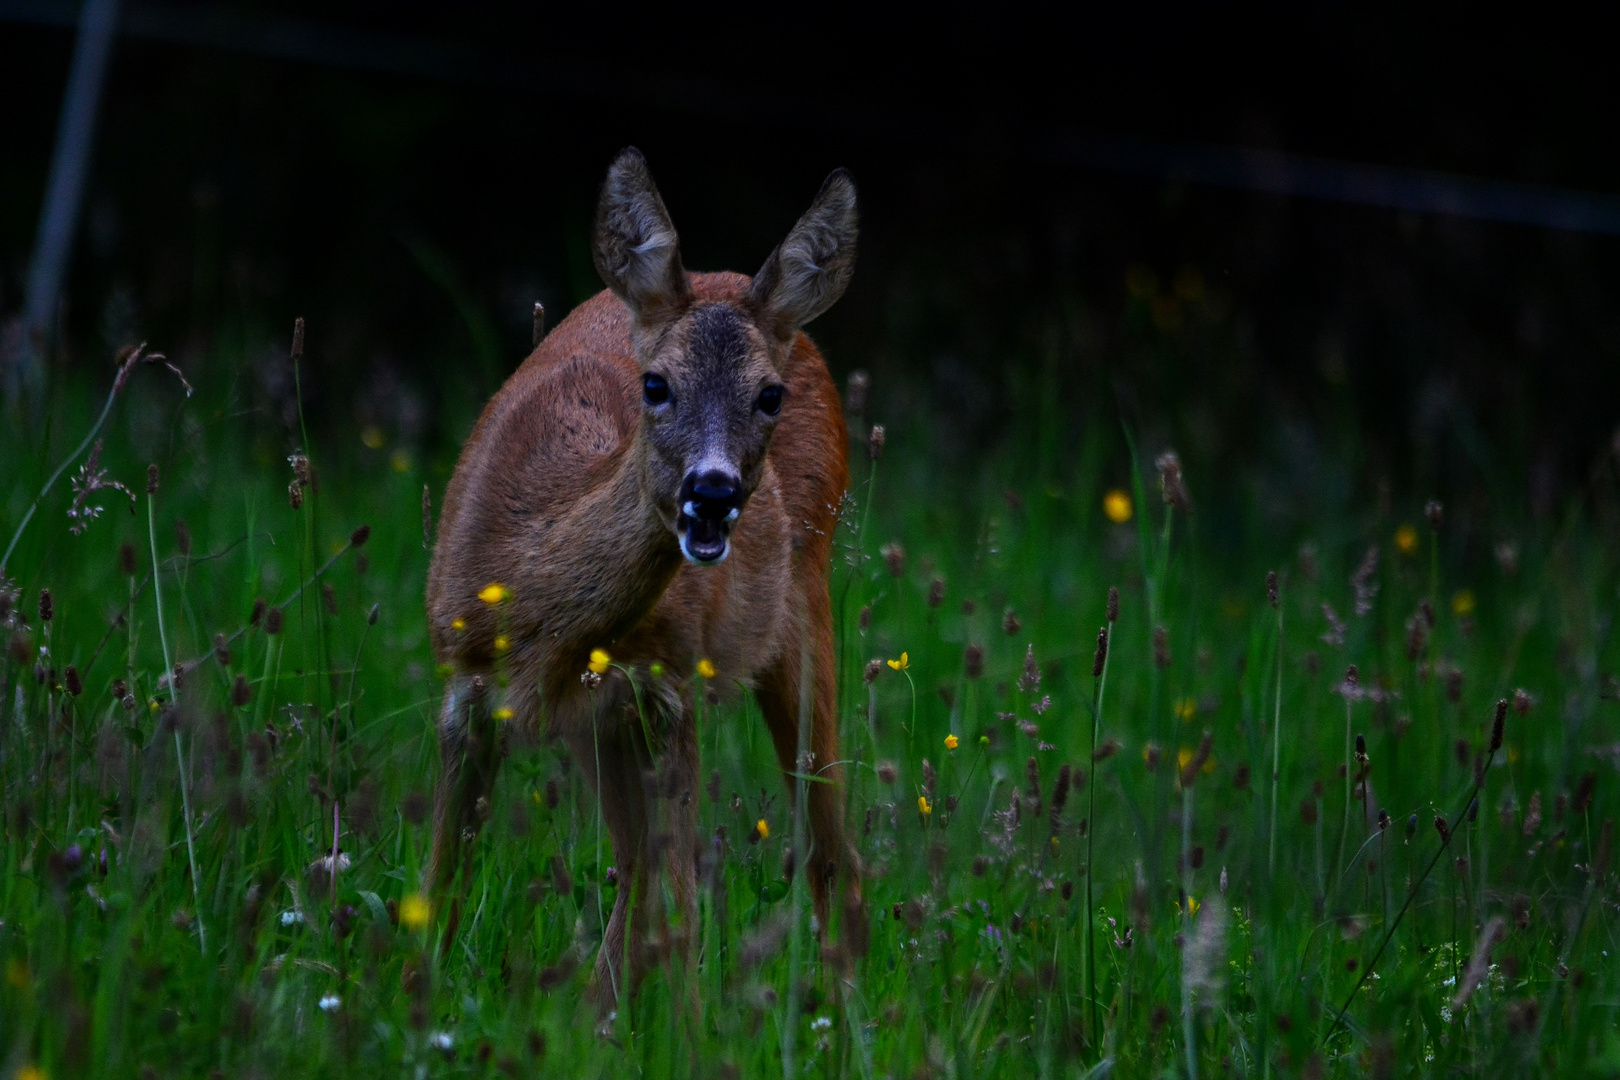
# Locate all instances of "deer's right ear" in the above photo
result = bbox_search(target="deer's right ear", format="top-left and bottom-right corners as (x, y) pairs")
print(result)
(593, 148), (690, 325)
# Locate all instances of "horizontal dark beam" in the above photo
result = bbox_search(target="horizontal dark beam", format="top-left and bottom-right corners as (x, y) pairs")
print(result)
(8, 0), (1620, 237)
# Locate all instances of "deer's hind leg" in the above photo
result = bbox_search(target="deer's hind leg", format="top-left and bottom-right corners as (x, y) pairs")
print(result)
(564, 689), (701, 1009)
(427, 674), (503, 949)
(754, 580), (867, 959)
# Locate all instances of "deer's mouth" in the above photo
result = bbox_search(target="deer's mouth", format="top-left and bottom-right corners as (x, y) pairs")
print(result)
(676, 508), (733, 564)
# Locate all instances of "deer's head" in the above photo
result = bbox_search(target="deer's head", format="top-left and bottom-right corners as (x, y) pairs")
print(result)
(593, 148), (857, 565)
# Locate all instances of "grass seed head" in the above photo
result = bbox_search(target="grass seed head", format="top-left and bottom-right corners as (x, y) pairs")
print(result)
(213, 634), (229, 666)
(350, 524), (371, 548)
(844, 369), (870, 415)
(63, 665), (82, 696)
(1002, 608), (1021, 635)
(926, 576), (945, 608)
(1156, 450), (1192, 513)
(1426, 500), (1444, 531)
(1107, 585), (1120, 623)
(964, 643), (983, 679)
(881, 541), (905, 577)
(230, 675), (251, 707)
(1491, 698), (1507, 751)
(1266, 570), (1279, 609)
(867, 424), (885, 461)
(876, 761), (897, 785)
(1019, 645), (1040, 693)
(1153, 625), (1171, 669)
(264, 607), (284, 635)
(1092, 627), (1108, 677)
(146, 464), (159, 495)
(1434, 815), (1451, 843)
(38, 588), (52, 622)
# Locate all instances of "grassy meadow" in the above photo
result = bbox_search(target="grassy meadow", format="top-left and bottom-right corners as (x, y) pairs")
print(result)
(1, 335), (1618, 1079)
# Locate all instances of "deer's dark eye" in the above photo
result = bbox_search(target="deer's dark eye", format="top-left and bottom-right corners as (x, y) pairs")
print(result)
(643, 373), (670, 405)
(756, 385), (784, 416)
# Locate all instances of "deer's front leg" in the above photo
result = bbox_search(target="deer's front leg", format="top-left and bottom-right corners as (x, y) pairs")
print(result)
(427, 674), (503, 950)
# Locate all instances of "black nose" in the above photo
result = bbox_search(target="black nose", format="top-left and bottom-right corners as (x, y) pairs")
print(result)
(683, 470), (741, 522)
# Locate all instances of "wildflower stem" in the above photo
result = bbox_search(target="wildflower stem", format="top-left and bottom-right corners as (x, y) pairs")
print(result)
(1, 351), (133, 574)
(1333, 696), (1353, 897)
(1180, 784), (1197, 1080)
(1085, 626), (1112, 1047)
(1268, 601), (1283, 882)
(1320, 748), (1497, 1049)
(149, 484), (205, 956)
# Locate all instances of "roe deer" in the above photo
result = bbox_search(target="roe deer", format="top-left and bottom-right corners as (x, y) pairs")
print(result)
(425, 148), (864, 999)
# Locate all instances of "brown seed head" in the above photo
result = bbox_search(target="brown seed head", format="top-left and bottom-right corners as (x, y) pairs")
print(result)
(112, 677), (127, 699)
(1155, 450), (1192, 513)
(1153, 624), (1171, 669)
(857, 604), (871, 631)
(1419, 599), (1436, 628)
(64, 665), (82, 696)
(214, 633), (230, 666)
(867, 424), (885, 461)
(863, 658), (883, 684)
(1094, 738), (1121, 762)
(1512, 688), (1534, 715)
(249, 598), (265, 626)
(350, 524), (371, 548)
(1092, 627), (1108, 678)
(845, 369), (870, 415)
(1434, 815), (1451, 844)
(291, 316), (305, 360)
(926, 576), (945, 608)
(38, 588), (53, 622)
(1345, 664), (1359, 688)
(119, 541), (137, 575)
(1002, 608), (1021, 636)
(288, 481), (304, 510)
(876, 761), (898, 785)
(881, 541), (905, 577)
(1143, 743), (1161, 771)
(1106, 586), (1120, 623)
(264, 607), (284, 635)
(1491, 699), (1507, 752)
(1180, 731), (1213, 788)
(146, 464), (159, 495)
(1018, 644), (1041, 694)
(1050, 763), (1071, 817)
(1266, 570), (1279, 609)
(231, 674), (251, 707)
(963, 643), (984, 680)
(1425, 500), (1444, 531)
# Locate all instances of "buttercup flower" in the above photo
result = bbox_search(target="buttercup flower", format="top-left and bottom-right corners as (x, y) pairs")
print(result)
(1103, 489), (1133, 524)
(755, 819), (770, 841)
(697, 658), (717, 679)
(1174, 697), (1197, 722)
(492, 706), (514, 722)
(451, 617), (466, 632)
(1394, 523), (1419, 556)
(1451, 590), (1476, 617)
(494, 635), (510, 654)
(588, 648), (611, 675)
(944, 733), (959, 750)
(887, 652), (909, 671)
(918, 795), (932, 817)
(399, 893), (431, 931)
(478, 582), (510, 605)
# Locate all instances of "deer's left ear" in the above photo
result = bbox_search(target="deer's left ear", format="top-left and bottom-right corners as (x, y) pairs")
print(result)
(750, 169), (858, 342)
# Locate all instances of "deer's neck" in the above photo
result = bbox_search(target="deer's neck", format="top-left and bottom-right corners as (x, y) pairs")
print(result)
(542, 429), (682, 677)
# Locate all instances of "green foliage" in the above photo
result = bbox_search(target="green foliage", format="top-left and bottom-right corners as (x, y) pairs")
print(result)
(1, 363), (1616, 1080)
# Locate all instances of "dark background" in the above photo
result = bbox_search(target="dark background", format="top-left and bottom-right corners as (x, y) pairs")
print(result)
(4, 2), (1620, 518)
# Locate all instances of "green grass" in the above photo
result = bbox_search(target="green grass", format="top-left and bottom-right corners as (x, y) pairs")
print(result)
(1, 350), (1617, 1080)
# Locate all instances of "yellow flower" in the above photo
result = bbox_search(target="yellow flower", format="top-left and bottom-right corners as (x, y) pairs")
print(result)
(18, 1067), (46, 1080)
(360, 425), (386, 450)
(1103, 488), (1134, 524)
(1175, 896), (1200, 917)
(588, 648), (611, 675)
(149, 699), (159, 713)
(1178, 746), (1195, 771)
(399, 893), (431, 931)
(755, 819), (770, 841)
(492, 706), (514, 722)
(944, 733), (959, 751)
(5, 958), (29, 989)
(451, 617), (466, 632)
(390, 450), (411, 474)
(1174, 697), (1197, 722)
(1451, 590), (1476, 617)
(494, 635), (510, 655)
(887, 652), (910, 671)
(918, 795), (932, 817)
(1394, 523), (1419, 556)
(696, 658), (717, 679)
(478, 582), (510, 605)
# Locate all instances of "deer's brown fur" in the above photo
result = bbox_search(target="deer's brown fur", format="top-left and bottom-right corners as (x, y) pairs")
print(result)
(425, 149), (862, 1000)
